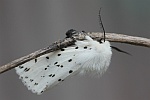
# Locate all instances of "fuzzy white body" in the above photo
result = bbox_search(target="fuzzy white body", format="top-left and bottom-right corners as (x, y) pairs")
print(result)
(15, 36), (112, 95)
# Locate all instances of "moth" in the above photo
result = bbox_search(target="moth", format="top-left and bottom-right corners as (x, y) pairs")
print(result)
(15, 29), (112, 95)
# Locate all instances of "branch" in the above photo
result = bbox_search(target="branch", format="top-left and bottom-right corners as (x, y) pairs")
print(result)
(0, 30), (150, 74)
(88, 32), (150, 47)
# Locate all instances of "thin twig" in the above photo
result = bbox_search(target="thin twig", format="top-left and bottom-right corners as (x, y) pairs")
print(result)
(0, 31), (150, 74)
(88, 32), (150, 47)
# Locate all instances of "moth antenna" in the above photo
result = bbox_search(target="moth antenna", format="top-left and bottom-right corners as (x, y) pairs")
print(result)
(98, 8), (105, 42)
(110, 46), (131, 55)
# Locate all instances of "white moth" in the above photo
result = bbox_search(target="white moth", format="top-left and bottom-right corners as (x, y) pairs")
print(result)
(15, 35), (112, 95)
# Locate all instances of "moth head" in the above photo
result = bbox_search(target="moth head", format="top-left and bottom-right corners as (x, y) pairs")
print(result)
(98, 8), (130, 55)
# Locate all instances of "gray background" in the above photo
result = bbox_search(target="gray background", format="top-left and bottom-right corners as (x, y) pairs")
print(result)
(0, 0), (150, 100)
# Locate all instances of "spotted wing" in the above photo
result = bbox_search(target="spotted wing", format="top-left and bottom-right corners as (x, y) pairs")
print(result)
(15, 46), (89, 95)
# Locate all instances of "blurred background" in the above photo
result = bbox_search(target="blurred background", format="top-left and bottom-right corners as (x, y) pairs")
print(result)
(0, 0), (150, 100)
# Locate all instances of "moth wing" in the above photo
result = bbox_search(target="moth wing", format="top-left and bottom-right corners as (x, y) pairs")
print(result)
(15, 36), (101, 95)
(15, 47), (88, 95)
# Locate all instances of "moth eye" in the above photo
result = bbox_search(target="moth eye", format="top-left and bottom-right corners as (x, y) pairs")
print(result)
(99, 38), (104, 44)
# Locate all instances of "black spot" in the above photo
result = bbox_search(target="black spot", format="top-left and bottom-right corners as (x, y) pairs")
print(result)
(52, 74), (55, 77)
(41, 91), (44, 93)
(19, 65), (24, 69)
(46, 56), (49, 59)
(61, 48), (65, 51)
(58, 54), (61, 56)
(47, 65), (50, 67)
(24, 68), (30, 72)
(68, 59), (72, 62)
(21, 77), (23, 79)
(30, 79), (34, 82)
(49, 74), (52, 77)
(58, 79), (62, 81)
(25, 76), (28, 79)
(35, 59), (37, 63)
(41, 76), (45, 77)
(49, 74), (55, 77)
(56, 65), (60, 67)
(45, 68), (47, 70)
(69, 70), (73, 74)
(34, 83), (38, 85)
(84, 46), (87, 49)
(60, 65), (63, 68)
(54, 62), (58, 65)
(62, 80), (64, 81)
(75, 47), (78, 49)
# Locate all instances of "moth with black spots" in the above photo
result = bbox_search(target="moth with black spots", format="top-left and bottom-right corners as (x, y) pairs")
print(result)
(15, 31), (112, 95)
